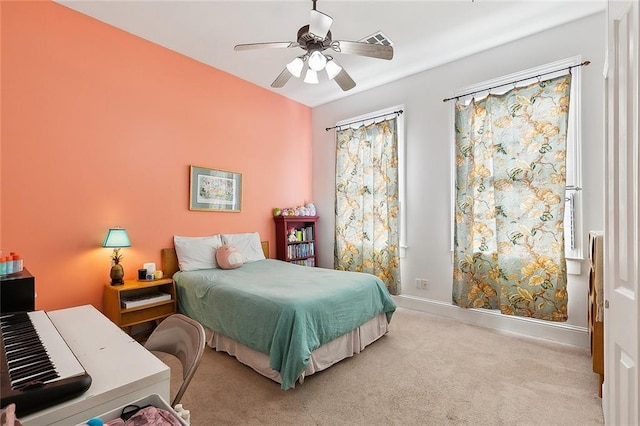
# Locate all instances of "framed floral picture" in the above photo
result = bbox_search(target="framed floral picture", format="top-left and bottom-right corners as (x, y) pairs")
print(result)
(189, 165), (242, 212)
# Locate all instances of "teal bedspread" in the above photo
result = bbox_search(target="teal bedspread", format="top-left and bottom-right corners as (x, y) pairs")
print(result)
(174, 259), (396, 390)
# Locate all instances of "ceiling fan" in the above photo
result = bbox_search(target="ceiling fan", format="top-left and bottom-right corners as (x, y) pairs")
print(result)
(234, 0), (394, 91)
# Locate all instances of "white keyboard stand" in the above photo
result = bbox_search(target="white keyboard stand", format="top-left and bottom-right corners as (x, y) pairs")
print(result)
(20, 305), (170, 426)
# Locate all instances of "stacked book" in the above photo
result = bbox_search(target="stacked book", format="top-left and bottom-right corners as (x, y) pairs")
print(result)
(291, 258), (315, 267)
(287, 242), (315, 260)
(121, 292), (171, 309)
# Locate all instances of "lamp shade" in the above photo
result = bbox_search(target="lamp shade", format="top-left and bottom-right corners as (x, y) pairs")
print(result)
(325, 59), (342, 80)
(286, 57), (304, 78)
(303, 69), (319, 84)
(308, 51), (327, 71)
(102, 228), (131, 248)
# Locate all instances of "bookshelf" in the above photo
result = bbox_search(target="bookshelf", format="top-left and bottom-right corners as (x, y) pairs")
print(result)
(274, 216), (318, 267)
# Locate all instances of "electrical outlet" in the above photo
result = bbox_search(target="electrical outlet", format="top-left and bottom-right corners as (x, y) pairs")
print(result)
(415, 278), (429, 289)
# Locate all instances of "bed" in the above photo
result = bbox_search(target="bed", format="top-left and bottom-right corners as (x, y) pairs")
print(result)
(161, 239), (396, 390)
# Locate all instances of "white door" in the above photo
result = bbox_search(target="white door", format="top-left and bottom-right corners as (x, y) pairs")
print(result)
(604, 0), (639, 424)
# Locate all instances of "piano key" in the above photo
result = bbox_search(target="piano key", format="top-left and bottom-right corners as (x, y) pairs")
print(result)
(9, 353), (55, 371)
(10, 360), (57, 382)
(5, 335), (41, 348)
(27, 311), (86, 382)
(0, 310), (92, 417)
(5, 343), (47, 361)
(8, 350), (52, 367)
(12, 370), (60, 390)
(2, 323), (34, 334)
(7, 351), (50, 368)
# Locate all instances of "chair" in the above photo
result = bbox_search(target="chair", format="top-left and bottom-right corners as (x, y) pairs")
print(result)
(144, 314), (206, 406)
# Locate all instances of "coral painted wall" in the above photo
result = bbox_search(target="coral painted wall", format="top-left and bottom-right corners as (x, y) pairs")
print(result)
(1, 1), (312, 311)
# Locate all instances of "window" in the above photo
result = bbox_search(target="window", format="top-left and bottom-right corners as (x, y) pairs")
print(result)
(335, 105), (407, 256)
(450, 57), (583, 261)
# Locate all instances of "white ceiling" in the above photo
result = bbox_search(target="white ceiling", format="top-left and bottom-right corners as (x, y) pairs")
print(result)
(55, 0), (605, 108)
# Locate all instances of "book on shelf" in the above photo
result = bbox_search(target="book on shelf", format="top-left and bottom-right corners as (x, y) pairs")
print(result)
(121, 292), (171, 309)
(291, 258), (315, 267)
(287, 242), (315, 260)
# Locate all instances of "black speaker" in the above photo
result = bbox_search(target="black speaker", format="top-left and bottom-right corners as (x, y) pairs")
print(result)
(0, 268), (35, 313)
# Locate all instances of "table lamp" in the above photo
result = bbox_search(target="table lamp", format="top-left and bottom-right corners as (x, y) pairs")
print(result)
(102, 227), (131, 285)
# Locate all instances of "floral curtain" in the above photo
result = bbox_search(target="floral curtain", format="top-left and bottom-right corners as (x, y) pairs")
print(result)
(452, 75), (572, 321)
(335, 118), (400, 294)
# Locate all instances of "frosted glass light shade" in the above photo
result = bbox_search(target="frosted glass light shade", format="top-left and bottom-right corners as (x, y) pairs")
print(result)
(102, 228), (131, 248)
(303, 69), (319, 84)
(308, 51), (327, 71)
(325, 59), (342, 80)
(286, 57), (304, 78)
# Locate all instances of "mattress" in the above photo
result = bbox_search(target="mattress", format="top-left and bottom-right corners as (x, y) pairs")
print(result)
(174, 259), (396, 389)
(206, 312), (389, 387)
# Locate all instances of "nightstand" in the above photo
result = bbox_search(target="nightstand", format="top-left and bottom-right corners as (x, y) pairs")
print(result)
(103, 278), (176, 333)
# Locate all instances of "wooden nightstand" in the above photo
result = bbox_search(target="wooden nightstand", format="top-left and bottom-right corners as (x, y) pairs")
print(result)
(103, 278), (176, 333)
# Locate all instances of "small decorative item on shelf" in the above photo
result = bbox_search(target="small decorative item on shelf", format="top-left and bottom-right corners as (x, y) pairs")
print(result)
(272, 202), (316, 217)
(137, 263), (163, 281)
(143, 262), (156, 280)
(0, 252), (24, 276)
(138, 268), (147, 280)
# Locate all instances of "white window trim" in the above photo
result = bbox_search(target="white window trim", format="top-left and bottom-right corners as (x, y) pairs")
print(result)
(335, 104), (407, 258)
(449, 56), (584, 264)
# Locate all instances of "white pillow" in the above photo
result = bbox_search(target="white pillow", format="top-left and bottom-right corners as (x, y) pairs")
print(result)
(174, 234), (223, 271)
(220, 232), (265, 263)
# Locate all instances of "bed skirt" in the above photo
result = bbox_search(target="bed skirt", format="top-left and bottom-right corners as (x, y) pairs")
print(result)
(205, 313), (389, 387)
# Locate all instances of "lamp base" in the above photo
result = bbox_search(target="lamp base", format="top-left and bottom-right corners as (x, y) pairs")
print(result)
(110, 264), (125, 286)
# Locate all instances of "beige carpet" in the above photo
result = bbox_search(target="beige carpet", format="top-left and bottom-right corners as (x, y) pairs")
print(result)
(166, 307), (604, 425)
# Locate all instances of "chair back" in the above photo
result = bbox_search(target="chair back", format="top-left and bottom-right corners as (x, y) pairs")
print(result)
(145, 314), (206, 406)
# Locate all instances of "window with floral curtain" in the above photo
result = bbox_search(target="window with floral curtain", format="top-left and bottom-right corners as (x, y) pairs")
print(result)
(335, 118), (400, 295)
(452, 74), (572, 322)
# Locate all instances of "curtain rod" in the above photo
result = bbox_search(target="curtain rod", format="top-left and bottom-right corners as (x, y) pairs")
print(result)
(442, 60), (591, 103)
(325, 109), (404, 132)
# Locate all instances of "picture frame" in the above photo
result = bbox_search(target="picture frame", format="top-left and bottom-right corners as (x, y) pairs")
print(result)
(189, 165), (242, 212)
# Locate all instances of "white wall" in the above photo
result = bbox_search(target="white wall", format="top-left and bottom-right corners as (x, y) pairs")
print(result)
(311, 12), (605, 347)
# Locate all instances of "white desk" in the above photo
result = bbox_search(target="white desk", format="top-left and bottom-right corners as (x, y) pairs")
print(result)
(21, 305), (170, 426)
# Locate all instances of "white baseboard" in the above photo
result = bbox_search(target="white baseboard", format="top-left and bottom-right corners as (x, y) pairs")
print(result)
(393, 294), (589, 349)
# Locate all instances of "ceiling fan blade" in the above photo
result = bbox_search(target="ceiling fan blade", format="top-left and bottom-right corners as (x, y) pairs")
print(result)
(271, 67), (294, 88)
(332, 41), (393, 60)
(309, 9), (333, 40)
(234, 42), (297, 51)
(333, 68), (356, 92)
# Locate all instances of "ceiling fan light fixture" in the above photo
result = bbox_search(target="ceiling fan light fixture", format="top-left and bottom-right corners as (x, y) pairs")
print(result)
(234, 0), (394, 91)
(286, 57), (304, 78)
(303, 69), (319, 84)
(325, 59), (342, 80)
(308, 50), (327, 71)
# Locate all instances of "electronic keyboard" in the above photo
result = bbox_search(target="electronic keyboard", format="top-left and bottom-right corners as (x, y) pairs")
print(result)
(0, 311), (92, 417)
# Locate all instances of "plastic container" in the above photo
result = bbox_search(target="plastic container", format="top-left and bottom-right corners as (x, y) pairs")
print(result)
(12, 254), (23, 273)
(5, 256), (13, 275)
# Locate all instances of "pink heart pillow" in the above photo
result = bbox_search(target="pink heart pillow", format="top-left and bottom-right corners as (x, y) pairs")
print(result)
(216, 244), (244, 269)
